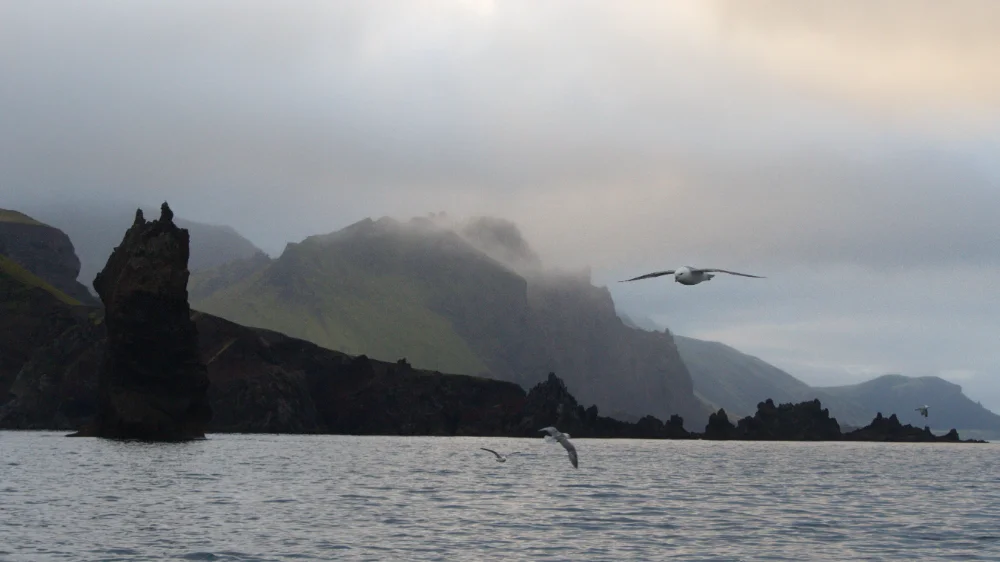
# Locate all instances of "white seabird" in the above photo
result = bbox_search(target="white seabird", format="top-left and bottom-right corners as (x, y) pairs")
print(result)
(539, 426), (578, 469)
(619, 265), (765, 286)
(915, 405), (930, 418)
(480, 448), (520, 463)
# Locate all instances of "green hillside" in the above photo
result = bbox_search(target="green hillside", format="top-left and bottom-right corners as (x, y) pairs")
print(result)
(190, 215), (709, 425)
(0, 209), (44, 226)
(191, 227), (489, 376)
(0, 254), (81, 306)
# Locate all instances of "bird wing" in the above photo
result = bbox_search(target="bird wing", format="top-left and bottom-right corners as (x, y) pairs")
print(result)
(480, 448), (502, 459)
(538, 426), (559, 436)
(693, 268), (765, 278)
(555, 435), (578, 469)
(618, 270), (675, 283)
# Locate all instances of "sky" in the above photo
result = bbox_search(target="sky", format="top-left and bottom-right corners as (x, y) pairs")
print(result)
(2, 1), (998, 407)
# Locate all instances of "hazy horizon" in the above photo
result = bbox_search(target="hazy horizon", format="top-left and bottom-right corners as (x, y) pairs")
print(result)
(3, 1), (998, 409)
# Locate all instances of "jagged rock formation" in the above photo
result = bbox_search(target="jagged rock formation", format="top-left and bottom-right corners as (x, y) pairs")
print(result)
(699, 399), (980, 442)
(78, 203), (211, 440)
(703, 408), (740, 440)
(732, 398), (842, 440)
(0, 208), (97, 305)
(18, 201), (265, 289)
(843, 412), (975, 442)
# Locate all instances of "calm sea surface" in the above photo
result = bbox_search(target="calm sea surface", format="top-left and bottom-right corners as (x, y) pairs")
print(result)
(2, 431), (998, 561)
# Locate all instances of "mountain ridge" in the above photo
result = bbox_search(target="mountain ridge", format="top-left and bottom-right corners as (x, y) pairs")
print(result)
(190, 214), (711, 425)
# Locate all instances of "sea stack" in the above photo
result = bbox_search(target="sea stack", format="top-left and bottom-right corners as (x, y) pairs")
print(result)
(83, 202), (212, 440)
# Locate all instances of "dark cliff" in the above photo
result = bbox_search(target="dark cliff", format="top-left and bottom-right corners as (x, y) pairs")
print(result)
(526, 272), (709, 425)
(80, 203), (212, 440)
(0, 209), (97, 305)
(0, 255), (94, 404)
(1, 309), (687, 438)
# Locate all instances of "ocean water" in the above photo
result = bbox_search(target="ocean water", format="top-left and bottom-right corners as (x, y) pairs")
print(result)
(2, 432), (998, 561)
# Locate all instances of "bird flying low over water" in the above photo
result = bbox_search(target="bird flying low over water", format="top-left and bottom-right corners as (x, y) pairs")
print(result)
(916, 405), (930, 418)
(539, 426), (578, 468)
(619, 265), (765, 286)
(480, 448), (520, 463)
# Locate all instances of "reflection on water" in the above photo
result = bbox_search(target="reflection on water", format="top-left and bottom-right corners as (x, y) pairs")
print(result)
(2, 432), (998, 561)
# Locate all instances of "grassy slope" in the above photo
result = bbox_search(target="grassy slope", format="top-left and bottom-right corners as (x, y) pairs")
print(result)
(0, 254), (81, 306)
(0, 209), (44, 226)
(191, 244), (488, 376)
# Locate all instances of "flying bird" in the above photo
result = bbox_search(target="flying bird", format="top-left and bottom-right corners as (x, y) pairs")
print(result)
(480, 448), (520, 463)
(539, 426), (578, 469)
(915, 405), (929, 418)
(619, 265), (765, 286)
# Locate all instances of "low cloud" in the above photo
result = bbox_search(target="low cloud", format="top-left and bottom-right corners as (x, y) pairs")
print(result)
(1, 1), (997, 407)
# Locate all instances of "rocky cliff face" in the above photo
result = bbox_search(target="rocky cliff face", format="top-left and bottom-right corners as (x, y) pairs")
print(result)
(0, 258), (93, 404)
(2, 309), (691, 438)
(526, 273), (710, 425)
(0, 209), (97, 305)
(79, 203), (211, 440)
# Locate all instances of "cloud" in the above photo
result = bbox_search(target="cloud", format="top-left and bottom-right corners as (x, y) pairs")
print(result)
(707, 0), (1000, 124)
(1, 2), (996, 406)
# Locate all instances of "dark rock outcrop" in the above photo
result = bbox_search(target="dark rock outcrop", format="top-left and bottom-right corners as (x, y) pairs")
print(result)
(843, 412), (982, 442)
(703, 408), (739, 440)
(2, 309), (691, 439)
(0, 208), (97, 305)
(77, 203), (211, 440)
(734, 398), (842, 440)
(0, 319), (103, 429)
(697, 400), (982, 443)
(0, 259), (94, 404)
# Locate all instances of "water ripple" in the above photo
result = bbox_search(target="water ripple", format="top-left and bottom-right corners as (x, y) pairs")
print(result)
(1, 432), (999, 560)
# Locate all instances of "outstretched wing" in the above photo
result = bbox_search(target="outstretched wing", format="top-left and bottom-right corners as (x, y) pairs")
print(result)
(694, 268), (765, 278)
(538, 426), (559, 436)
(557, 436), (579, 469)
(619, 270), (675, 283)
(480, 448), (502, 459)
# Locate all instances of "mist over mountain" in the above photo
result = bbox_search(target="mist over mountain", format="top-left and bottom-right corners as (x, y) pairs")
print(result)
(20, 202), (263, 291)
(190, 214), (710, 424)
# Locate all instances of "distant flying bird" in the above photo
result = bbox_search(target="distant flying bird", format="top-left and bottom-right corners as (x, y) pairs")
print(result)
(480, 448), (520, 463)
(619, 265), (765, 286)
(539, 426), (578, 469)
(916, 405), (929, 418)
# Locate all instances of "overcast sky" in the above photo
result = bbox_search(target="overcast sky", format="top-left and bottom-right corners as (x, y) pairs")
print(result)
(3, 1), (998, 407)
